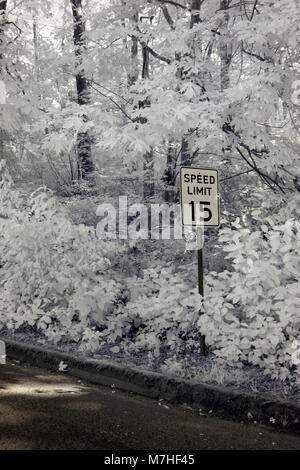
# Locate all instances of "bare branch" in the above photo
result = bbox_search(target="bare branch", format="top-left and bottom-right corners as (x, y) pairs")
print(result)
(140, 41), (171, 64)
(87, 78), (130, 103)
(220, 169), (255, 181)
(250, 0), (259, 21)
(132, 27), (172, 64)
(160, 5), (175, 29)
(241, 46), (273, 63)
(89, 83), (135, 123)
(155, 0), (189, 10)
(236, 146), (285, 193)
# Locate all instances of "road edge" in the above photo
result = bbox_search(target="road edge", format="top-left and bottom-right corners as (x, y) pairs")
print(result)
(1, 336), (299, 434)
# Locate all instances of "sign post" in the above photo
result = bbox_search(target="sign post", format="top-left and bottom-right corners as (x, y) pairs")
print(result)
(197, 226), (205, 356)
(0, 340), (5, 365)
(180, 167), (220, 356)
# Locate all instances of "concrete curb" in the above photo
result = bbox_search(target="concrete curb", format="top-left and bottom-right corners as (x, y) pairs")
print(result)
(1, 337), (299, 434)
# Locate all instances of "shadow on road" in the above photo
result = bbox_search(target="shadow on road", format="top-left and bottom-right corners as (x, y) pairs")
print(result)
(0, 361), (299, 450)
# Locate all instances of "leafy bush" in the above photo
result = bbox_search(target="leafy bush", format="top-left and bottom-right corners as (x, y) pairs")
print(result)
(99, 267), (200, 357)
(1, 161), (299, 382)
(200, 214), (300, 381)
(0, 162), (123, 351)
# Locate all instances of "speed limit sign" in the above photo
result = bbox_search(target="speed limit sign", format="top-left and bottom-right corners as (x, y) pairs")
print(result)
(180, 166), (220, 357)
(180, 167), (220, 227)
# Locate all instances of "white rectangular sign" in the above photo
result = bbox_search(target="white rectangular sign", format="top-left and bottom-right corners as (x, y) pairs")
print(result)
(180, 167), (220, 227)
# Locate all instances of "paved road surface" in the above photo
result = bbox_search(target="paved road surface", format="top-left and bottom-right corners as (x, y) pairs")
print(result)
(0, 360), (299, 450)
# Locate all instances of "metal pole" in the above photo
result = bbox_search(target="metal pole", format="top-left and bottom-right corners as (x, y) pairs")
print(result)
(197, 227), (206, 356)
(0, 340), (5, 364)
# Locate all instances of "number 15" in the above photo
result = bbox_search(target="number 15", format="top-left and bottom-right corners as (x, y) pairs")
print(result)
(188, 201), (212, 222)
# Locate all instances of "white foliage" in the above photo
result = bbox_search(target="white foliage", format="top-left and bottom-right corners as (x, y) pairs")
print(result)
(200, 214), (300, 380)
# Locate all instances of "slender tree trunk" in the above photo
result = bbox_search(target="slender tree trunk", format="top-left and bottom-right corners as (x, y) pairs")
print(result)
(0, 1), (6, 23)
(141, 44), (154, 200)
(128, 11), (138, 86)
(219, 0), (231, 91)
(70, 0), (94, 180)
(190, 0), (202, 28)
(32, 15), (43, 106)
(163, 141), (177, 202)
(220, 0), (232, 159)
(0, 1), (7, 66)
(32, 19), (39, 79)
(181, 0), (202, 167)
(181, 137), (190, 166)
(127, 11), (154, 200)
(143, 150), (154, 200)
(141, 42), (150, 80)
(0, 0), (7, 148)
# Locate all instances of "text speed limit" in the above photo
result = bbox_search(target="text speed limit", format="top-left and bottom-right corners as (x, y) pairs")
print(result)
(180, 167), (220, 227)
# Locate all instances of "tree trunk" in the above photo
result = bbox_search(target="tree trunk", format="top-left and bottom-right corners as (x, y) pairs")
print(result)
(219, 0), (231, 91)
(141, 44), (154, 201)
(163, 141), (177, 202)
(128, 11), (138, 86)
(0, 1), (7, 63)
(32, 15), (43, 105)
(70, 0), (94, 180)
(0, 1), (7, 160)
(220, 0), (232, 160)
(190, 0), (202, 28)
(181, 0), (202, 167)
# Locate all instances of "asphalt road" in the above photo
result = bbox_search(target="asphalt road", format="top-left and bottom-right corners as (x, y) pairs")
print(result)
(0, 360), (299, 451)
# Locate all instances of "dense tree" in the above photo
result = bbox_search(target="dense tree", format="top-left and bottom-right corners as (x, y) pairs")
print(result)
(0, 0), (299, 382)
(3, 0), (298, 196)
